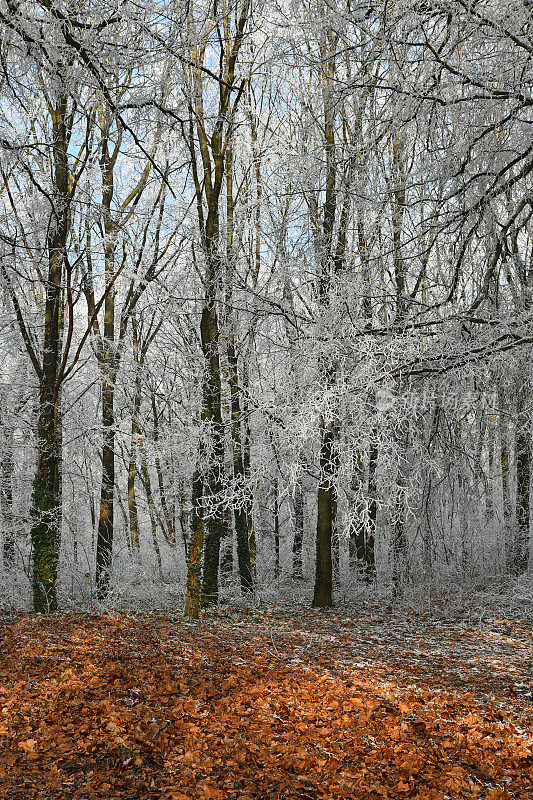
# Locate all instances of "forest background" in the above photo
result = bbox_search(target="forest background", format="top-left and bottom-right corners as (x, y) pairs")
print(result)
(0, 0), (532, 615)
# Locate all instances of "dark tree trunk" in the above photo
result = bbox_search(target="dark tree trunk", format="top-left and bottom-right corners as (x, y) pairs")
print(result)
(30, 95), (70, 613)
(32, 389), (61, 612)
(199, 303), (226, 608)
(273, 475), (280, 579)
(185, 470), (204, 619)
(184, 1), (252, 615)
(514, 390), (531, 575)
(365, 439), (378, 579)
(501, 402), (513, 572)
(228, 338), (253, 594)
(96, 375), (115, 600)
(392, 421), (409, 596)
(332, 520), (340, 589)
(95, 133), (117, 603)
(349, 427), (377, 583)
(312, 422), (335, 608)
(292, 483), (304, 579)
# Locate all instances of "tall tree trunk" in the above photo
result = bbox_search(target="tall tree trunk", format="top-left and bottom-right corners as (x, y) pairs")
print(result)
(486, 414), (495, 524)
(32, 385), (61, 612)
(332, 519), (340, 589)
(183, 0), (253, 616)
(184, 299), (226, 614)
(30, 94), (70, 612)
(390, 126), (409, 597)
(365, 437), (378, 579)
(312, 421), (335, 607)
(311, 24), (346, 609)
(199, 302), (226, 607)
(501, 397), (513, 572)
(184, 0), (251, 611)
(227, 293), (253, 593)
(224, 134), (253, 596)
(127, 439), (140, 552)
(185, 469), (204, 619)
(273, 475), (280, 579)
(292, 482), (304, 579)
(514, 388), (531, 575)
(95, 133), (117, 602)
(350, 445), (377, 582)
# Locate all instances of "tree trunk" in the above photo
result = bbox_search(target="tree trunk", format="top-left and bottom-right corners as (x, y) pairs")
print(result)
(185, 470), (204, 619)
(228, 338), (253, 594)
(392, 423), (409, 596)
(514, 389), (530, 575)
(350, 444), (377, 582)
(332, 518), (340, 589)
(96, 371), (115, 600)
(365, 438), (378, 579)
(292, 482), (304, 579)
(312, 421), (335, 607)
(310, 27), (341, 610)
(95, 133), (117, 603)
(273, 475), (280, 579)
(31, 390), (61, 612)
(501, 405), (513, 572)
(199, 302), (226, 608)
(30, 95), (70, 613)
(486, 415), (495, 523)
(183, 0), (251, 616)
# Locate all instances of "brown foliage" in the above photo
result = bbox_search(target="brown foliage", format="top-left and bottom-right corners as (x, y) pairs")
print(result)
(0, 609), (531, 799)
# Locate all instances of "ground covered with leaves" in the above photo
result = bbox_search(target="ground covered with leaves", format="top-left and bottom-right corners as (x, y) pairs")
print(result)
(0, 605), (532, 799)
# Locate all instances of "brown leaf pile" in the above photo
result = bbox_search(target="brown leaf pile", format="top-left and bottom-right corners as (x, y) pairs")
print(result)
(0, 609), (531, 799)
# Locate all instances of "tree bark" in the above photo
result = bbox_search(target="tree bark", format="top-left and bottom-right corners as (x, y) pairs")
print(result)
(273, 475), (280, 579)
(312, 422), (335, 607)
(502, 408), (513, 573)
(292, 482), (304, 579)
(95, 132), (118, 603)
(227, 322), (253, 594)
(350, 446), (377, 582)
(199, 303), (226, 607)
(514, 389), (531, 575)
(30, 94), (70, 613)
(184, 1), (252, 612)
(185, 470), (204, 619)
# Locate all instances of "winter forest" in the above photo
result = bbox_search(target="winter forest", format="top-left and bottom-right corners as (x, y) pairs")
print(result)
(0, 0), (532, 616)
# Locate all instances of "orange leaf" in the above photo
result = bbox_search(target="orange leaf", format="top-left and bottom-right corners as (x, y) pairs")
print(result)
(18, 738), (36, 752)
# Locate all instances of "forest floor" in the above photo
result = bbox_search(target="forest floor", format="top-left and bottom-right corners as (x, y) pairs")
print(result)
(0, 602), (532, 800)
